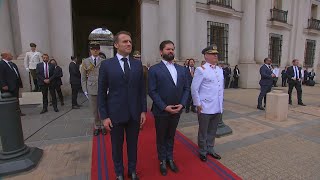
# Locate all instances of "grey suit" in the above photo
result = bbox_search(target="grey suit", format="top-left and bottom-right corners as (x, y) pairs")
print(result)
(81, 56), (105, 128)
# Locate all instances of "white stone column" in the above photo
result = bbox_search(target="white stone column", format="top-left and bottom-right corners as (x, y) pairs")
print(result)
(238, 0), (259, 88)
(0, 0), (14, 54)
(254, 0), (270, 64)
(159, 0), (178, 57)
(180, 0), (195, 60)
(16, 0), (51, 54)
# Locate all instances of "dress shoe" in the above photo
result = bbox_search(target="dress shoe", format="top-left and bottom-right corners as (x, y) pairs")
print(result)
(54, 108), (59, 112)
(61, 102), (65, 106)
(72, 105), (80, 109)
(167, 160), (179, 173)
(116, 175), (124, 180)
(208, 152), (221, 160)
(185, 109), (190, 113)
(257, 106), (265, 110)
(128, 171), (139, 180)
(20, 113), (26, 116)
(298, 103), (306, 106)
(159, 160), (167, 176)
(199, 154), (207, 162)
(40, 109), (48, 114)
(101, 128), (107, 135)
(191, 108), (197, 113)
(93, 129), (100, 136)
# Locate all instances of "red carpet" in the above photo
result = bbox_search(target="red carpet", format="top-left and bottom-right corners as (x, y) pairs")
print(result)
(91, 112), (242, 180)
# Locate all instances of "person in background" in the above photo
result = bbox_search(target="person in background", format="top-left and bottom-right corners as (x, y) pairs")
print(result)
(272, 65), (280, 87)
(49, 59), (64, 106)
(186, 58), (196, 113)
(0, 52), (25, 116)
(281, 66), (288, 87)
(233, 65), (240, 88)
(309, 69), (316, 81)
(24, 43), (42, 92)
(99, 52), (107, 59)
(223, 63), (232, 89)
(287, 59), (306, 106)
(201, 60), (206, 66)
(184, 59), (190, 68)
(303, 68), (308, 85)
(69, 56), (82, 109)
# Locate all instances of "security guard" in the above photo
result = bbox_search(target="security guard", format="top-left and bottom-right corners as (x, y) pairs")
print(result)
(191, 44), (224, 162)
(81, 41), (107, 136)
(24, 43), (42, 91)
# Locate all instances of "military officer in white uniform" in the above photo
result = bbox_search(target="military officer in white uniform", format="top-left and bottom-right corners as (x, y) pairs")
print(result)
(191, 45), (224, 162)
(81, 42), (107, 136)
(24, 43), (42, 91)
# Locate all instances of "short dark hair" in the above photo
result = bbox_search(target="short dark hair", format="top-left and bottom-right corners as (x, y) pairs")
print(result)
(159, 40), (175, 51)
(114, 31), (132, 43)
(42, 54), (49, 58)
(189, 58), (195, 63)
(292, 59), (298, 63)
(71, 56), (76, 60)
(49, 59), (57, 65)
(264, 58), (270, 63)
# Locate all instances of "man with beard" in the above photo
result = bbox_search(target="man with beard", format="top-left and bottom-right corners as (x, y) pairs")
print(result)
(191, 45), (224, 162)
(148, 40), (190, 176)
(257, 58), (275, 110)
(98, 31), (147, 180)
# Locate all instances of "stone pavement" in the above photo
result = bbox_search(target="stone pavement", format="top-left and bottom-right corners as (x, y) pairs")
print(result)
(2, 85), (320, 180)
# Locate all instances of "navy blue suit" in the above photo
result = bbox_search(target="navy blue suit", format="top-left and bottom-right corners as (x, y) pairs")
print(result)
(257, 64), (273, 107)
(98, 56), (147, 176)
(148, 61), (190, 161)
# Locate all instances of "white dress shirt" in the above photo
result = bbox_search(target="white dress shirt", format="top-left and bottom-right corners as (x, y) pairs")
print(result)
(116, 53), (131, 72)
(24, 51), (42, 69)
(272, 68), (280, 77)
(293, 66), (300, 79)
(162, 60), (177, 85)
(91, 55), (100, 66)
(191, 63), (224, 114)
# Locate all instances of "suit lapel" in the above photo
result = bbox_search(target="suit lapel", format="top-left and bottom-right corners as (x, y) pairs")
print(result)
(175, 64), (182, 87)
(159, 61), (176, 86)
(113, 56), (127, 80)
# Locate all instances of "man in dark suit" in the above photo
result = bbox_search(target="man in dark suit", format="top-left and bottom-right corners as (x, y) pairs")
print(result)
(223, 63), (232, 89)
(185, 58), (196, 113)
(36, 54), (58, 114)
(98, 31), (147, 180)
(49, 59), (64, 106)
(69, 56), (82, 109)
(287, 59), (306, 106)
(257, 58), (275, 110)
(148, 40), (190, 176)
(0, 52), (25, 116)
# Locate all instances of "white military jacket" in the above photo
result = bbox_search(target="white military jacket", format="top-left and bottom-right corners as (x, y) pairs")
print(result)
(191, 62), (224, 114)
(24, 51), (42, 70)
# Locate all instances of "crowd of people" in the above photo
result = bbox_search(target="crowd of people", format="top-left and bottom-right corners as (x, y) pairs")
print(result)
(1, 30), (318, 180)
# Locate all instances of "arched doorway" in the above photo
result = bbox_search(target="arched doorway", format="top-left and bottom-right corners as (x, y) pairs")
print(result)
(71, 0), (141, 59)
(88, 28), (114, 59)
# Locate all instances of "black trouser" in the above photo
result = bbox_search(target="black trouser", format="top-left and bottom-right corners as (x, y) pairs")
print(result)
(154, 114), (180, 161)
(257, 85), (272, 107)
(273, 77), (278, 87)
(225, 77), (230, 88)
(71, 84), (81, 106)
(282, 77), (287, 87)
(309, 77), (314, 81)
(186, 92), (195, 111)
(54, 85), (63, 103)
(233, 77), (239, 88)
(110, 119), (140, 176)
(30, 69), (39, 91)
(40, 85), (57, 109)
(288, 81), (303, 104)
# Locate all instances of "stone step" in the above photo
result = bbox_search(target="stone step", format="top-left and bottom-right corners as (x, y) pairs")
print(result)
(19, 92), (42, 105)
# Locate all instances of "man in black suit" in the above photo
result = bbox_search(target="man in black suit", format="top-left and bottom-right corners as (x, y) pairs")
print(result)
(36, 54), (58, 114)
(223, 63), (232, 89)
(69, 56), (81, 109)
(257, 58), (275, 110)
(0, 52), (25, 116)
(98, 31), (147, 180)
(148, 40), (190, 176)
(185, 58), (196, 113)
(287, 59), (306, 106)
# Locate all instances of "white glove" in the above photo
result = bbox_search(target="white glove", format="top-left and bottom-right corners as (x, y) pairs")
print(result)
(84, 92), (89, 99)
(26, 68), (29, 72)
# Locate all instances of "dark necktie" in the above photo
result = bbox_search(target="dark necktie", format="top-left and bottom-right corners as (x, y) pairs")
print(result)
(94, 58), (97, 66)
(122, 58), (130, 79)
(45, 63), (49, 78)
(295, 67), (299, 79)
